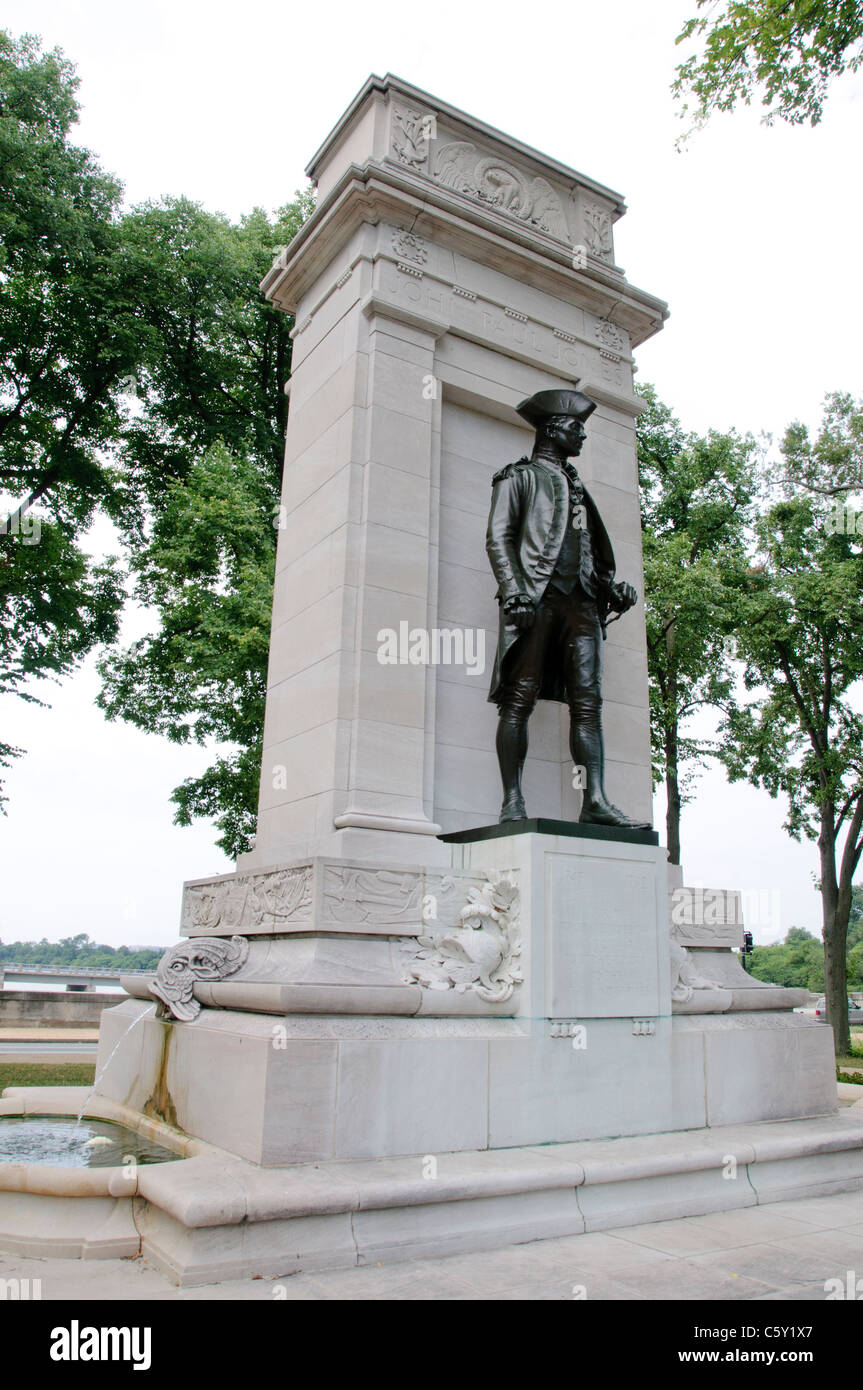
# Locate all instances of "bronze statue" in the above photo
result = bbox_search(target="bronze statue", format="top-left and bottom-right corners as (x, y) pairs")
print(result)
(486, 388), (650, 828)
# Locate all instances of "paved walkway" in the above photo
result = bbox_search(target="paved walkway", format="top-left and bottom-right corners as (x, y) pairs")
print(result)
(3, 1187), (863, 1300)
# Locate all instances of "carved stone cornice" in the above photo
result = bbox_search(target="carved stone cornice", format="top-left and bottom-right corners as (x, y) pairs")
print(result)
(261, 161), (667, 349)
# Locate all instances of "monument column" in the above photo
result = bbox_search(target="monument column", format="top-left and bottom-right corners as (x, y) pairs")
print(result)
(241, 243), (452, 870)
(329, 296), (449, 843)
(241, 73), (669, 869)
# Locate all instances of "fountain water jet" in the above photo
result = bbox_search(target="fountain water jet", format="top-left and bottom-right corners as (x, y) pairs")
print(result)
(75, 1004), (156, 1128)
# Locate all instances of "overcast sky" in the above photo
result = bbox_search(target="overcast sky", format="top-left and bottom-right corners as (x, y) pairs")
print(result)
(2, 0), (861, 947)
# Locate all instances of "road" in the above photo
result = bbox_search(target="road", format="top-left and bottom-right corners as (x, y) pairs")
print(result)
(0, 1040), (98, 1058)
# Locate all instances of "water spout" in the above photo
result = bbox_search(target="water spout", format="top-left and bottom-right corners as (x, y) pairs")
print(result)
(75, 1005), (156, 1128)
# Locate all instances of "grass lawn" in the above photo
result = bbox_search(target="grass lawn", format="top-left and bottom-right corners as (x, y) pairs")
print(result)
(837, 1036), (863, 1082)
(838, 1064), (863, 1082)
(0, 1063), (96, 1091)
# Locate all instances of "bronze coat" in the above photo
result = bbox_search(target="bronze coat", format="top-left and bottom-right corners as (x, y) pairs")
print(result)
(486, 457), (616, 704)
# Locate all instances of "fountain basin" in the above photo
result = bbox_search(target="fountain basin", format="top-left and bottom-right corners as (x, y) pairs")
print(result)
(0, 1116), (182, 1171)
(0, 1088), (212, 1259)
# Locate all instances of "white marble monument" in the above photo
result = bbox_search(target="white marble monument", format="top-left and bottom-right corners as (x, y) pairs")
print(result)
(107, 67), (837, 1196)
(5, 76), (857, 1284)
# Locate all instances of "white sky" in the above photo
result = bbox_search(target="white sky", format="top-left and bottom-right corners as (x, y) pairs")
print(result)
(2, 0), (861, 947)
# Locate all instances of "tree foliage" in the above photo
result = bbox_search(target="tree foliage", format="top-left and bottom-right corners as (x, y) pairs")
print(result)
(96, 192), (314, 858)
(112, 195), (313, 525)
(673, 0), (863, 137)
(0, 523), (122, 801)
(0, 31), (136, 518)
(748, 908), (863, 989)
(637, 386), (758, 863)
(772, 391), (863, 499)
(0, 30), (135, 799)
(719, 478), (863, 1052)
(98, 441), (277, 858)
(0, 29), (314, 845)
(748, 926), (825, 990)
(0, 933), (163, 969)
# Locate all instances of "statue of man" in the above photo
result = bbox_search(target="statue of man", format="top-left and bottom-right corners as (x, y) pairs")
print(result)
(486, 388), (650, 828)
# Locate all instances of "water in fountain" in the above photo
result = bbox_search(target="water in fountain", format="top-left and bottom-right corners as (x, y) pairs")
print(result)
(75, 1003), (157, 1128)
(0, 1116), (179, 1167)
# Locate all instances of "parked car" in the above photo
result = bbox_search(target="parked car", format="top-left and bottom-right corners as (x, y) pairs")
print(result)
(813, 996), (863, 1024)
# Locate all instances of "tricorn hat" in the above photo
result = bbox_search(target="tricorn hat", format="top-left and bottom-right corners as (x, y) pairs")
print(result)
(516, 388), (597, 429)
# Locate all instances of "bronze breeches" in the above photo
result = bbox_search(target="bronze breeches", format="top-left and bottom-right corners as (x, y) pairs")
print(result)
(494, 586), (602, 719)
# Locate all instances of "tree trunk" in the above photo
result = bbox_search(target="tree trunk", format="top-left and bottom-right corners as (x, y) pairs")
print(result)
(666, 759), (681, 866)
(665, 625), (681, 865)
(820, 816), (850, 1057)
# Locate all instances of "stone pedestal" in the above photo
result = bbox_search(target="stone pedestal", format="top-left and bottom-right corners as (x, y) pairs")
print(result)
(105, 829), (675, 1161)
(101, 827), (836, 1166)
(445, 822), (670, 1021)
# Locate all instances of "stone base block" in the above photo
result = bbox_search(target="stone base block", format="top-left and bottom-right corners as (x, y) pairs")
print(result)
(4, 1088), (860, 1285)
(674, 1012), (838, 1126)
(131, 1112), (863, 1285)
(93, 1000), (837, 1165)
(0, 1192), (139, 1260)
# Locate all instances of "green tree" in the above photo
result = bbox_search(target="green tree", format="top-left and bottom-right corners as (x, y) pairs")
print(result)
(0, 30), (135, 798)
(0, 935), (163, 969)
(848, 884), (863, 948)
(98, 441), (276, 857)
(1, 29), (314, 842)
(785, 924), (817, 942)
(1, 520), (123, 804)
(720, 481), (863, 1054)
(637, 387), (758, 864)
(773, 392), (863, 499)
(748, 926), (825, 990)
(673, 0), (863, 138)
(97, 192), (314, 857)
(110, 195), (313, 521)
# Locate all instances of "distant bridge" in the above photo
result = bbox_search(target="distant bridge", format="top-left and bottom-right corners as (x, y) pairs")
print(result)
(0, 963), (154, 992)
